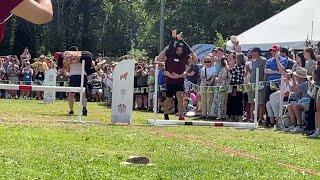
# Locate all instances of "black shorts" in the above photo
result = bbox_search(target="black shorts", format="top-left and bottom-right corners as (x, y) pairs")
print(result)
(69, 75), (88, 87)
(137, 86), (148, 95)
(166, 83), (184, 98)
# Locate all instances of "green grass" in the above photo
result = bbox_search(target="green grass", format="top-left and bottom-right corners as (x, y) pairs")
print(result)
(0, 99), (319, 179)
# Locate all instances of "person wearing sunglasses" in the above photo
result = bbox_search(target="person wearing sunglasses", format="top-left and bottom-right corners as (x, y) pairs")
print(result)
(0, 0), (53, 43)
(200, 57), (217, 119)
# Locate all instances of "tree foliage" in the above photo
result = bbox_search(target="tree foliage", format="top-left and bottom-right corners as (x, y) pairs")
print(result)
(0, 0), (300, 58)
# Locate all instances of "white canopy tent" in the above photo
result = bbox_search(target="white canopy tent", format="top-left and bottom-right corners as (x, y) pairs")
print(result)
(227, 0), (320, 51)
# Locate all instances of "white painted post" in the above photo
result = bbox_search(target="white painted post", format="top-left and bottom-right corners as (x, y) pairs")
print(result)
(153, 63), (159, 125)
(278, 75), (285, 126)
(254, 68), (259, 128)
(77, 59), (85, 123)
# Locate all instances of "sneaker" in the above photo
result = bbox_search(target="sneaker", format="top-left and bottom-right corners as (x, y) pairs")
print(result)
(274, 125), (282, 131)
(82, 108), (88, 116)
(290, 126), (304, 134)
(68, 111), (74, 115)
(283, 125), (295, 132)
(164, 114), (169, 120)
(179, 116), (185, 121)
(308, 129), (320, 138)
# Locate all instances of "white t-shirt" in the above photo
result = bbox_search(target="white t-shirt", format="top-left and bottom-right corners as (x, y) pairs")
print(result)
(201, 66), (217, 81)
(69, 63), (87, 76)
(245, 61), (252, 84)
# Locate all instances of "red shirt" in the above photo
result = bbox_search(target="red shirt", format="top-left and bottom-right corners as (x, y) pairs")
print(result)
(165, 52), (188, 85)
(0, 0), (23, 43)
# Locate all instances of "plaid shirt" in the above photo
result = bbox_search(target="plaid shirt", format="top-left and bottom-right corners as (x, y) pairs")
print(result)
(229, 65), (245, 85)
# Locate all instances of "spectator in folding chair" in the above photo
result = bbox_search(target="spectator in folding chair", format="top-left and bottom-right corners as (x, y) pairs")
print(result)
(286, 67), (311, 133)
(266, 70), (292, 130)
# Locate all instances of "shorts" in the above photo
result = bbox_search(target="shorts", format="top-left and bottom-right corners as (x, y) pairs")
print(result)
(69, 75), (88, 87)
(166, 83), (184, 98)
(137, 86), (148, 95)
(34, 80), (44, 85)
(247, 89), (266, 105)
(298, 97), (311, 105)
(24, 81), (32, 85)
(92, 88), (103, 94)
(8, 77), (19, 84)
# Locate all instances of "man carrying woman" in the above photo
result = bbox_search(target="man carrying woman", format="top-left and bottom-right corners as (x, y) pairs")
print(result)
(62, 46), (106, 116)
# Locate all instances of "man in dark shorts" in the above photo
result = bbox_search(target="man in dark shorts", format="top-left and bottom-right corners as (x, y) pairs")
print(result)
(64, 46), (106, 116)
(158, 30), (197, 120)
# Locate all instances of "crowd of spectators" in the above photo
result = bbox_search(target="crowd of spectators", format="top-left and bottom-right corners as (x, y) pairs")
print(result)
(0, 47), (112, 102)
(1, 38), (320, 138)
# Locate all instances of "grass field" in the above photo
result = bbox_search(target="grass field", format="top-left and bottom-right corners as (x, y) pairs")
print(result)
(0, 99), (320, 179)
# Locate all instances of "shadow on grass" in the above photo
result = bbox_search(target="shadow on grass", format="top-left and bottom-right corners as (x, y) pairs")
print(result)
(40, 113), (76, 117)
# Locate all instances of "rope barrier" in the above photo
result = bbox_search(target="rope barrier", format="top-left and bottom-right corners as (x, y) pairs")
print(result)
(186, 78), (281, 93)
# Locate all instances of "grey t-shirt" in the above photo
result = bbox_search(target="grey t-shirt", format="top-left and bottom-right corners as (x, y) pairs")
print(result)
(298, 81), (310, 98)
(305, 59), (316, 75)
(250, 57), (267, 83)
(136, 71), (148, 87)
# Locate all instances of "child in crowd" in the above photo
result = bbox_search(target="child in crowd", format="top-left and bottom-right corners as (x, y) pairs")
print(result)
(147, 67), (155, 111)
(91, 73), (103, 102)
(21, 62), (33, 99)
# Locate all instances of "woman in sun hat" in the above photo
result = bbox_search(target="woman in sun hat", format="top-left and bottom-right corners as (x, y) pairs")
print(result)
(286, 67), (312, 133)
(230, 35), (242, 53)
(0, 0), (53, 44)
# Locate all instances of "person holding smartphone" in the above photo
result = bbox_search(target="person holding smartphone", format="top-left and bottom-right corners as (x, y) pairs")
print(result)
(264, 44), (288, 127)
(0, 0), (53, 43)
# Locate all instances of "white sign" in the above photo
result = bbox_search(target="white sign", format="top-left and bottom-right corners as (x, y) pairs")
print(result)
(44, 69), (57, 103)
(191, 44), (215, 61)
(111, 59), (134, 124)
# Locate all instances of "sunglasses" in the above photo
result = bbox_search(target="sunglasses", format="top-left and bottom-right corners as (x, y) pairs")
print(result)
(204, 61), (211, 63)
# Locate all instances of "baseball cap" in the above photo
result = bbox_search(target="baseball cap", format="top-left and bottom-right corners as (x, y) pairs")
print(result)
(176, 42), (185, 48)
(252, 47), (262, 54)
(271, 44), (280, 51)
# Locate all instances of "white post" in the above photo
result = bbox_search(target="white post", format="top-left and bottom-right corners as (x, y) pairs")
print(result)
(279, 75), (285, 125)
(153, 64), (159, 125)
(77, 59), (85, 123)
(254, 68), (259, 128)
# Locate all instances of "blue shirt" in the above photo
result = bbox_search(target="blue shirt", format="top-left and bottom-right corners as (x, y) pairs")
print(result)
(158, 69), (165, 86)
(215, 63), (222, 74)
(265, 57), (287, 81)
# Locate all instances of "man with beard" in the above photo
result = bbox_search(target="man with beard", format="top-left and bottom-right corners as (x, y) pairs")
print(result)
(158, 30), (197, 120)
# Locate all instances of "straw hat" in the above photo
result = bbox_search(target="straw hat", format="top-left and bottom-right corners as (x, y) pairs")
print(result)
(293, 67), (309, 79)
(230, 35), (239, 43)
